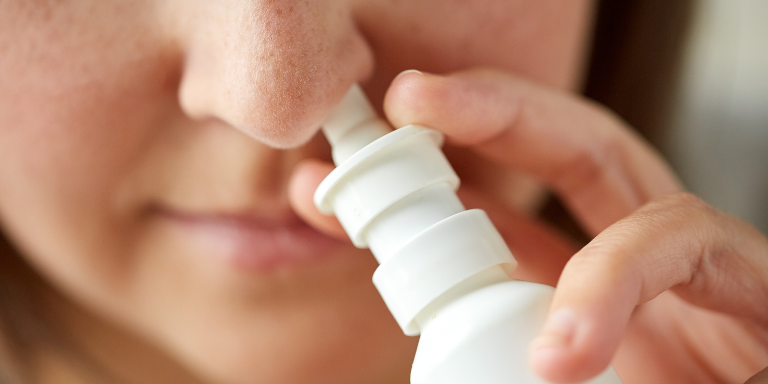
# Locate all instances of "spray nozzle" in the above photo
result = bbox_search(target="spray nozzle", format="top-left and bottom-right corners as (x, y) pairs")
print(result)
(321, 84), (391, 165)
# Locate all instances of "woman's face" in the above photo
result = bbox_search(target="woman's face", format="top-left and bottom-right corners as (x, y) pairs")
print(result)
(0, 1), (593, 383)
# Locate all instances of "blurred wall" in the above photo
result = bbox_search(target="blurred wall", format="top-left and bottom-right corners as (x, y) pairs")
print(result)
(664, 0), (768, 232)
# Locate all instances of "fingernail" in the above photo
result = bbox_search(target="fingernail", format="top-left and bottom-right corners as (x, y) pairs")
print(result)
(531, 308), (577, 351)
(394, 69), (423, 81)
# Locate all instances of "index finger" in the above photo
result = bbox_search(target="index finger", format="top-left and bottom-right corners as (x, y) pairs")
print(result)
(384, 69), (681, 235)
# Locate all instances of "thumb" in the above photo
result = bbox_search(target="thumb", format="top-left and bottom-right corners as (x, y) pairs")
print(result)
(530, 192), (768, 383)
(288, 159), (349, 241)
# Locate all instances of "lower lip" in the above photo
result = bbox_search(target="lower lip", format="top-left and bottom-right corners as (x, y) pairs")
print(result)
(158, 210), (347, 273)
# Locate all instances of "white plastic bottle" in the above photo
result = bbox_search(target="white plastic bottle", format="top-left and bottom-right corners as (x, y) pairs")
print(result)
(314, 85), (623, 384)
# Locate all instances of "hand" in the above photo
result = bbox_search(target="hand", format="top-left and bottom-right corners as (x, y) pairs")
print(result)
(289, 68), (768, 383)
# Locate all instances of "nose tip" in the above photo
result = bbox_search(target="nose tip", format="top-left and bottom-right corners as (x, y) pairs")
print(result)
(177, 1), (374, 148)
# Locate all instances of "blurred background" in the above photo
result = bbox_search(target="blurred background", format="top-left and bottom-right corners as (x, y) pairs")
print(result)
(665, 0), (768, 233)
(582, 0), (768, 234)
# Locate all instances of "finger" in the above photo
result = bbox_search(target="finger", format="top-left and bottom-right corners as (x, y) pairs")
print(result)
(528, 192), (768, 383)
(458, 186), (577, 287)
(291, 156), (575, 284)
(384, 69), (682, 235)
(288, 159), (349, 241)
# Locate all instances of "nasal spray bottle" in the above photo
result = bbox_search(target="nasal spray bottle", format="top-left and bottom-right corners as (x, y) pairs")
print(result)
(314, 84), (623, 384)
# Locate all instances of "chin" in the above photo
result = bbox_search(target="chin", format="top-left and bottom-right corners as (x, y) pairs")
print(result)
(125, 229), (413, 384)
(161, 278), (417, 384)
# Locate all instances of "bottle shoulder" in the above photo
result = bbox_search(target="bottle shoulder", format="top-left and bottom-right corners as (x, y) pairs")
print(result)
(418, 280), (554, 338)
(412, 280), (555, 383)
(412, 280), (623, 384)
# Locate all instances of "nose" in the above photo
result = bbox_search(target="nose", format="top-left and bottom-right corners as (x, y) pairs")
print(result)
(176, 0), (374, 148)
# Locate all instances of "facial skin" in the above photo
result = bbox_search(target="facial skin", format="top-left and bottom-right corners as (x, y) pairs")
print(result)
(0, 1), (594, 383)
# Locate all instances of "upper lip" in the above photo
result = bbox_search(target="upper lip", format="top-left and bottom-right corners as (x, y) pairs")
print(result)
(151, 204), (306, 229)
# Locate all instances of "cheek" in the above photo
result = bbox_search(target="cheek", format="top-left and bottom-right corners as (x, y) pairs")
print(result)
(356, 0), (594, 100)
(0, 1), (181, 308)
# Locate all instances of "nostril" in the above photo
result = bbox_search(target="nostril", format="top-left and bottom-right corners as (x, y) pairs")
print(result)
(175, 1), (375, 149)
(178, 61), (336, 149)
(179, 57), (372, 149)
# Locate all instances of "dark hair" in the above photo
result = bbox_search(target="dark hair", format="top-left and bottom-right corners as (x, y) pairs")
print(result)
(0, 236), (41, 383)
(0, 236), (115, 383)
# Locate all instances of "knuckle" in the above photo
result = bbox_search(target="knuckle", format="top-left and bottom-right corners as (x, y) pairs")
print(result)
(662, 191), (704, 207)
(555, 130), (623, 194)
(636, 192), (719, 244)
(648, 192), (715, 219)
(638, 192), (722, 287)
(574, 225), (637, 269)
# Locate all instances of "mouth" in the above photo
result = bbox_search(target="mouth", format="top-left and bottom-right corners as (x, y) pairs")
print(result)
(154, 206), (346, 273)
